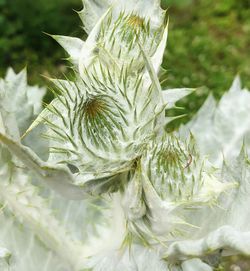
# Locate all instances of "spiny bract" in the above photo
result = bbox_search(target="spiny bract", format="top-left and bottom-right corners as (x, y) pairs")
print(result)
(0, 1), (250, 271)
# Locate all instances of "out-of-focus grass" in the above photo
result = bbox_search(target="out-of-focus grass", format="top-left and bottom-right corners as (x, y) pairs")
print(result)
(162, 0), (250, 130)
(0, 0), (83, 86)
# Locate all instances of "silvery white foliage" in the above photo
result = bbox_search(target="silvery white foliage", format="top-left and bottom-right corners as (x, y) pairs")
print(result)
(85, 244), (167, 271)
(0, 172), (86, 271)
(163, 149), (250, 268)
(0, 68), (45, 139)
(1, 1), (250, 271)
(0, 247), (11, 260)
(0, 70), (89, 271)
(50, 35), (85, 66)
(165, 79), (250, 266)
(0, 246), (11, 271)
(78, 0), (165, 34)
(180, 76), (250, 166)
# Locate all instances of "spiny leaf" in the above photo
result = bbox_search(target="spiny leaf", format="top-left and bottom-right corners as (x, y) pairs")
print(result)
(0, 132), (87, 199)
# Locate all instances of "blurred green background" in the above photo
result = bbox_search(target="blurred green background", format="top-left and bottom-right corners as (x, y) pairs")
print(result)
(0, 0), (250, 128)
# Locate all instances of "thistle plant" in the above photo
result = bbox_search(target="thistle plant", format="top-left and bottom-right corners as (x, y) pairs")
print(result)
(0, 1), (250, 270)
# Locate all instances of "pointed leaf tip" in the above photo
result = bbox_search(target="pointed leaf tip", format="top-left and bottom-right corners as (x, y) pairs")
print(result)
(50, 35), (85, 65)
(162, 88), (195, 109)
(0, 132), (87, 199)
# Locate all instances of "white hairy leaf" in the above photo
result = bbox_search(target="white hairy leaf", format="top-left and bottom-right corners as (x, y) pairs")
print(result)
(181, 77), (250, 166)
(51, 35), (85, 65)
(1, 0), (250, 270)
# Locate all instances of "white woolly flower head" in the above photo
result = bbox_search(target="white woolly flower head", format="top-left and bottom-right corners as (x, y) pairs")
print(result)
(52, 0), (167, 75)
(1, 1), (250, 271)
(79, 0), (165, 34)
